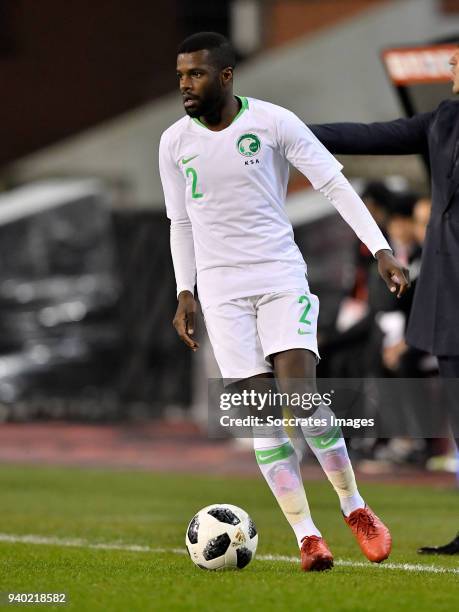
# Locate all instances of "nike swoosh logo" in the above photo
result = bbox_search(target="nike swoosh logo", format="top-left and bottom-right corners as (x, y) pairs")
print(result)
(297, 329), (313, 335)
(318, 436), (336, 447)
(260, 451), (281, 461)
(182, 155), (199, 165)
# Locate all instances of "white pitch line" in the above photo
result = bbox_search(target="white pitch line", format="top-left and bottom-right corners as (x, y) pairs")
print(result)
(0, 533), (458, 575)
(257, 554), (459, 575)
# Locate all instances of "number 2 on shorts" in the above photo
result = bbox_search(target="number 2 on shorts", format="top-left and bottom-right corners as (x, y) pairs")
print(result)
(298, 294), (312, 326)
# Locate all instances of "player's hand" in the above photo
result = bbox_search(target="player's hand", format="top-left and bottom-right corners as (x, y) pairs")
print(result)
(375, 249), (410, 298)
(173, 290), (200, 352)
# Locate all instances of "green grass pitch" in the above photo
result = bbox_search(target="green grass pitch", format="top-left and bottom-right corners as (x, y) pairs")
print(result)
(0, 465), (457, 611)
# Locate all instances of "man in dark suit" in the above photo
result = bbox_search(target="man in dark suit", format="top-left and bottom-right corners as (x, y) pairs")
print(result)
(310, 47), (459, 555)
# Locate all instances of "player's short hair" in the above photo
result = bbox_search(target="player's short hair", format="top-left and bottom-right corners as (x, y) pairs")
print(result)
(177, 32), (236, 70)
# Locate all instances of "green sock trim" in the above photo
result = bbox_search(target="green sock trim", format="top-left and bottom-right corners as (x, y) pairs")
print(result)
(307, 426), (342, 450)
(255, 442), (295, 465)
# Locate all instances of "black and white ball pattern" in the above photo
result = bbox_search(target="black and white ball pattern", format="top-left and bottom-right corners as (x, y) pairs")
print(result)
(185, 503), (258, 570)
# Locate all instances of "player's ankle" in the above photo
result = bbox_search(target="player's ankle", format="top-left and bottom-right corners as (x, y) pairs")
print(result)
(340, 494), (365, 517)
(293, 519), (322, 546)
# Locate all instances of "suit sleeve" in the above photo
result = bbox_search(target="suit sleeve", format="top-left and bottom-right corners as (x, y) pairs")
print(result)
(309, 112), (433, 156)
(159, 132), (197, 297)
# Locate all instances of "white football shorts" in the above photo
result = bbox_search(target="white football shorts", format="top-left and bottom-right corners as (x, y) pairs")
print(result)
(202, 288), (320, 381)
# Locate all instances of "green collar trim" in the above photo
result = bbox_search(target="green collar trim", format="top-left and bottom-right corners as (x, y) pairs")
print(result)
(192, 96), (248, 129)
(233, 95), (249, 121)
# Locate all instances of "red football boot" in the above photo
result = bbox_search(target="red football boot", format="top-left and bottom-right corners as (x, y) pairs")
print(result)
(300, 535), (334, 571)
(344, 506), (392, 563)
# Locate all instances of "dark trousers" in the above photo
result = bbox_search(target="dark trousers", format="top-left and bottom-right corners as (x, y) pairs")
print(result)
(438, 356), (459, 378)
(437, 356), (459, 447)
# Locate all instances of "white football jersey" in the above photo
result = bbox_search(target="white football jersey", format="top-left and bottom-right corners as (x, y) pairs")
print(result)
(159, 96), (343, 307)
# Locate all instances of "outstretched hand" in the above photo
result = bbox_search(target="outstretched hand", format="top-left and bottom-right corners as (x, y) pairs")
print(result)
(375, 249), (410, 298)
(173, 290), (200, 351)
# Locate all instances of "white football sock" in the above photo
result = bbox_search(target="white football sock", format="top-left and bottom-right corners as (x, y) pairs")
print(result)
(253, 426), (321, 547)
(301, 403), (365, 516)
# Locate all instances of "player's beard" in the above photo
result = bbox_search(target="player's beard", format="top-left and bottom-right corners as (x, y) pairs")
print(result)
(184, 103), (204, 118)
(184, 86), (225, 121)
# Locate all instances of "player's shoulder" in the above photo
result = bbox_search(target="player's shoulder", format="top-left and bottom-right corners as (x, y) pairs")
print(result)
(248, 97), (296, 119)
(160, 115), (190, 146)
(247, 98), (302, 139)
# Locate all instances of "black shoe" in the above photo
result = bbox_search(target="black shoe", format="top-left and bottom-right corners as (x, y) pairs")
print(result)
(418, 533), (459, 555)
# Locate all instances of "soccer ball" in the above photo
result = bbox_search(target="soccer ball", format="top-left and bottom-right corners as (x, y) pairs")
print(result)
(185, 503), (258, 570)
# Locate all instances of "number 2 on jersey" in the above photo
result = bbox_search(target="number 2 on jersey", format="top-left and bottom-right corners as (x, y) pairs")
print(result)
(186, 167), (203, 199)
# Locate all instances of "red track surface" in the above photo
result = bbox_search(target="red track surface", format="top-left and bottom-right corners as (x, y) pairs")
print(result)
(0, 420), (456, 487)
